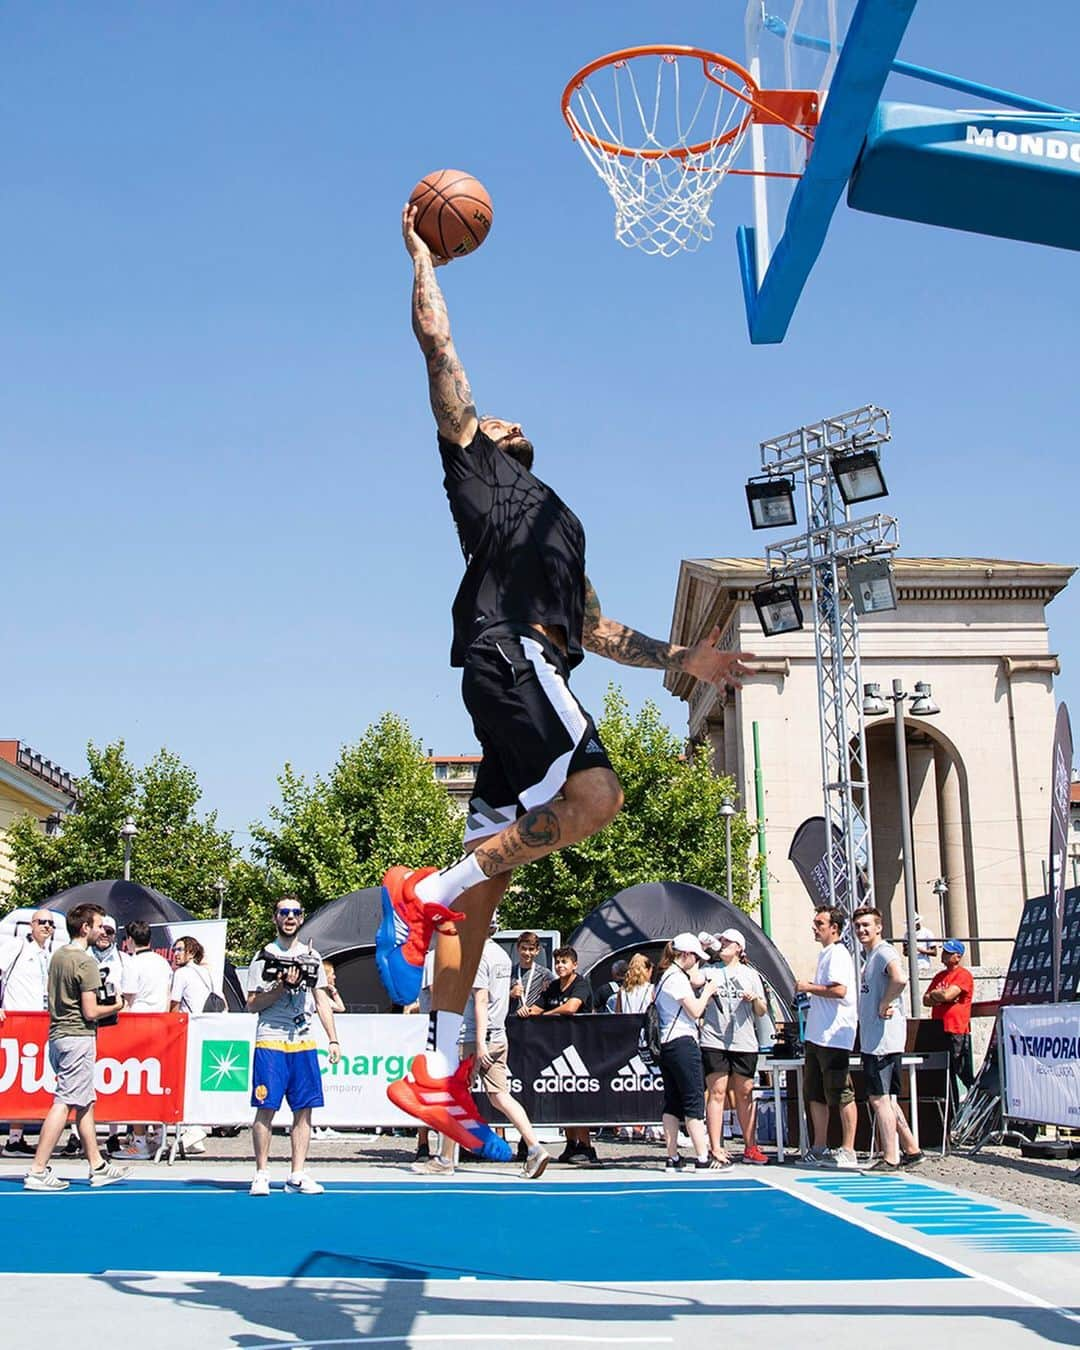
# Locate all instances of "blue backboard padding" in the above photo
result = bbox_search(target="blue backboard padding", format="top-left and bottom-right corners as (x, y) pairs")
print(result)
(0, 1177), (959, 1281)
(741, 0), (918, 344)
(848, 102), (1080, 251)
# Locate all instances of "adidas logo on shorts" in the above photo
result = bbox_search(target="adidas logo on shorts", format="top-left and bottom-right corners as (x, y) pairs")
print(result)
(609, 1053), (664, 1092)
(533, 1045), (599, 1093)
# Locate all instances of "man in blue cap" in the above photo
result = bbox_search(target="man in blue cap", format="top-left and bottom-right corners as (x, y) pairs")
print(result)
(923, 940), (974, 1102)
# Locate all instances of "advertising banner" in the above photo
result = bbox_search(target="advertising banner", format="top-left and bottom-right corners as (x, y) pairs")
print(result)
(481, 1015), (663, 1126)
(0, 1011), (187, 1122)
(1002, 1003), (1080, 1129)
(1048, 703), (1073, 1001)
(182, 1013), (428, 1127)
(149, 919), (228, 995)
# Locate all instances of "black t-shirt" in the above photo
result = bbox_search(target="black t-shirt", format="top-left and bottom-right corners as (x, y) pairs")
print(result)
(539, 974), (593, 1013)
(439, 428), (587, 669)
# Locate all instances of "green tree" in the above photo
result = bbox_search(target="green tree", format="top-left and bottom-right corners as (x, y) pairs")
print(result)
(252, 712), (465, 907)
(497, 686), (755, 938)
(4, 740), (272, 962)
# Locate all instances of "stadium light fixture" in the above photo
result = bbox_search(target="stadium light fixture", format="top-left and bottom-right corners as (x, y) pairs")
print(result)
(831, 448), (888, 504)
(745, 475), (797, 530)
(753, 579), (803, 637)
(847, 557), (898, 615)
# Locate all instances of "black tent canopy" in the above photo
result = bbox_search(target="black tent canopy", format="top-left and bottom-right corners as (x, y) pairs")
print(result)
(567, 880), (796, 1012)
(296, 887), (391, 1012)
(45, 878), (246, 1010)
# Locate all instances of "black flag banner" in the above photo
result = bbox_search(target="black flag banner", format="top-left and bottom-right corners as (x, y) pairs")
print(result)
(1049, 703), (1073, 1001)
(788, 816), (867, 912)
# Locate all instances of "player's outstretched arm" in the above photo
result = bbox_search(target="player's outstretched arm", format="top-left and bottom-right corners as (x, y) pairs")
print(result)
(582, 577), (754, 693)
(403, 204), (478, 448)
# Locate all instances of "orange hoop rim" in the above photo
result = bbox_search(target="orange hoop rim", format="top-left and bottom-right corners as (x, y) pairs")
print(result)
(562, 45), (759, 161)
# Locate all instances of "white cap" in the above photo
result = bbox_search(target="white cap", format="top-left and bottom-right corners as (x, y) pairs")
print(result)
(100, 914), (118, 933)
(718, 927), (746, 951)
(672, 932), (708, 961)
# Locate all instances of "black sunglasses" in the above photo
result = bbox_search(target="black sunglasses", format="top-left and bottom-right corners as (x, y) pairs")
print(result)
(34, 919), (55, 928)
(277, 907), (303, 918)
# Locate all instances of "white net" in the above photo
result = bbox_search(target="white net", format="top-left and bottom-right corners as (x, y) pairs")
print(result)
(564, 49), (757, 256)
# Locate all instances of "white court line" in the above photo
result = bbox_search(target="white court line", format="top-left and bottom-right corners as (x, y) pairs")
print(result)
(0, 1184), (766, 1200)
(761, 1171), (1080, 1332)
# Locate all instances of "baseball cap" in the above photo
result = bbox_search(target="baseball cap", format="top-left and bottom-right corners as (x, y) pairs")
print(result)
(718, 927), (746, 951)
(672, 932), (707, 961)
(101, 914), (117, 933)
(942, 939), (965, 955)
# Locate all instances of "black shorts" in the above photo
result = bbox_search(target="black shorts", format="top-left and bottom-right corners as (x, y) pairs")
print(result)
(804, 1042), (855, 1107)
(658, 1036), (706, 1122)
(862, 1051), (903, 1098)
(461, 625), (613, 844)
(701, 1047), (758, 1081)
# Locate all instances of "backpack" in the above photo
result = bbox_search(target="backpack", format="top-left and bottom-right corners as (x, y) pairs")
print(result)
(644, 971), (675, 1061)
(194, 964), (226, 1013)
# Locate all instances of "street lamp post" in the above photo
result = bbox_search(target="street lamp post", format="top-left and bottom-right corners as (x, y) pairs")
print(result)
(719, 798), (736, 907)
(213, 877), (227, 921)
(932, 877), (949, 945)
(119, 816), (138, 883)
(864, 679), (940, 1010)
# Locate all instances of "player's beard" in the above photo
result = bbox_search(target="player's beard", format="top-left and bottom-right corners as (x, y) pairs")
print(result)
(498, 434), (535, 471)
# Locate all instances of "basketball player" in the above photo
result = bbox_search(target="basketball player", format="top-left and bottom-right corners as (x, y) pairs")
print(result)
(377, 204), (753, 1160)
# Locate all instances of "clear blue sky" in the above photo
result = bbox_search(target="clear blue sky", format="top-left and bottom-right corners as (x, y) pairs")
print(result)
(3, 2), (1078, 848)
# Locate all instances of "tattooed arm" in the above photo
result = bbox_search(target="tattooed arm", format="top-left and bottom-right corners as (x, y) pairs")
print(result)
(582, 576), (755, 693)
(403, 204), (479, 448)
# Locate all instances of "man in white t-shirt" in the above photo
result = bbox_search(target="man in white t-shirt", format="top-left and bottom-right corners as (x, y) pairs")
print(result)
(119, 920), (174, 1158)
(1, 911), (59, 1155)
(795, 906), (859, 1169)
(853, 906), (919, 1171)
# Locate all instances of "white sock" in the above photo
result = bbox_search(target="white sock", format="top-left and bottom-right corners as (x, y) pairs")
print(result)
(426, 1010), (463, 1074)
(413, 854), (486, 908)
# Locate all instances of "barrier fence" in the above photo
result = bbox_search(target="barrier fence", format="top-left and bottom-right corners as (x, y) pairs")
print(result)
(0, 1011), (670, 1128)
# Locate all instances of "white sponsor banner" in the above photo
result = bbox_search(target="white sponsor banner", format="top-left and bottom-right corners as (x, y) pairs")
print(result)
(157, 919), (228, 993)
(182, 1013), (427, 1126)
(1002, 1002), (1080, 1128)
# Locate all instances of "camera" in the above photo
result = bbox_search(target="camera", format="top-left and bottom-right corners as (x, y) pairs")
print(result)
(262, 953), (320, 990)
(96, 979), (120, 1028)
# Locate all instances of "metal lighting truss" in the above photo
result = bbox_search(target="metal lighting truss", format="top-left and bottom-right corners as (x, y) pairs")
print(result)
(758, 405), (899, 930)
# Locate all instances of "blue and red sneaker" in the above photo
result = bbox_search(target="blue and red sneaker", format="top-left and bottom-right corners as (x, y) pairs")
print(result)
(387, 1053), (514, 1162)
(375, 866), (464, 1006)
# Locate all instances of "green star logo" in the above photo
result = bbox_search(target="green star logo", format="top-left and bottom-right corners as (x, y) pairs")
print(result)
(200, 1039), (250, 1092)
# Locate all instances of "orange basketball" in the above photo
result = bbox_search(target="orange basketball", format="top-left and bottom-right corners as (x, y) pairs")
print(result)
(408, 170), (493, 259)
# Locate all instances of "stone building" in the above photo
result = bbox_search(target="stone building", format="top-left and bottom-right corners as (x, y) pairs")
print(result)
(0, 740), (77, 896)
(664, 558), (1073, 975)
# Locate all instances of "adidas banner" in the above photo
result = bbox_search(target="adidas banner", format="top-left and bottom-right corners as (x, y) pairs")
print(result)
(478, 1015), (663, 1126)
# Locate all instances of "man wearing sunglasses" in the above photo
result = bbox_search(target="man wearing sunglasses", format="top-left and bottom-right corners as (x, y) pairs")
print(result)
(245, 898), (341, 1196)
(1, 911), (57, 1155)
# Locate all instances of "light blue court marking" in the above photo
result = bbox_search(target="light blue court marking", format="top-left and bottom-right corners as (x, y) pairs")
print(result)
(0, 1176), (960, 1282)
(799, 1176), (1080, 1253)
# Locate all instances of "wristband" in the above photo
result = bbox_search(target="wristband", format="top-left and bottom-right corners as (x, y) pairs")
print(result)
(329, 1040), (340, 1045)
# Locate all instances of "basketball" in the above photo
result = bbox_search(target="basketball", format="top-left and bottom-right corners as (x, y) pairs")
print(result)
(408, 170), (493, 259)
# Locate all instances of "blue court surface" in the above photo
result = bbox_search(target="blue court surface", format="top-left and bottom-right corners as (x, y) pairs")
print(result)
(0, 1175), (959, 1281)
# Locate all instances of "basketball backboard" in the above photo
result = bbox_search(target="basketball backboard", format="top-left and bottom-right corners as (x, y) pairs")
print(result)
(740, 0), (917, 343)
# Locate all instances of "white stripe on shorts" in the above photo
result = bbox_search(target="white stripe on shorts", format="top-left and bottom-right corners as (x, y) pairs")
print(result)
(517, 636), (589, 810)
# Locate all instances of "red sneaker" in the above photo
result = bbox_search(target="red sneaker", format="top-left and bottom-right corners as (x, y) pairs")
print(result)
(387, 1053), (513, 1162)
(742, 1144), (769, 1165)
(375, 866), (464, 1005)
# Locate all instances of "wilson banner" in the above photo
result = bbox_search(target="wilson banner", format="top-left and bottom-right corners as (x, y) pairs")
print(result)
(0, 1011), (187, 1122)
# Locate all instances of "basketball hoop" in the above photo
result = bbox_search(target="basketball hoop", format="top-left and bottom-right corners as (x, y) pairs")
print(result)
(562, 46), (818, 256)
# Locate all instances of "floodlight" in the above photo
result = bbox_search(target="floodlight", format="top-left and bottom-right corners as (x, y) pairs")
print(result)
(862, 682), (888, 716)
(745, 475), (797, 530)
(847, 557), (898, 615)
(753, 580), (803, 637)
(831, 449), (888, 504)
(910, 681), (940, 716)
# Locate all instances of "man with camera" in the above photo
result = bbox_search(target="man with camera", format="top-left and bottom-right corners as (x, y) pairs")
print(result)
(23, 903), (130, 1192)
(246, 897), (341, 1196)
